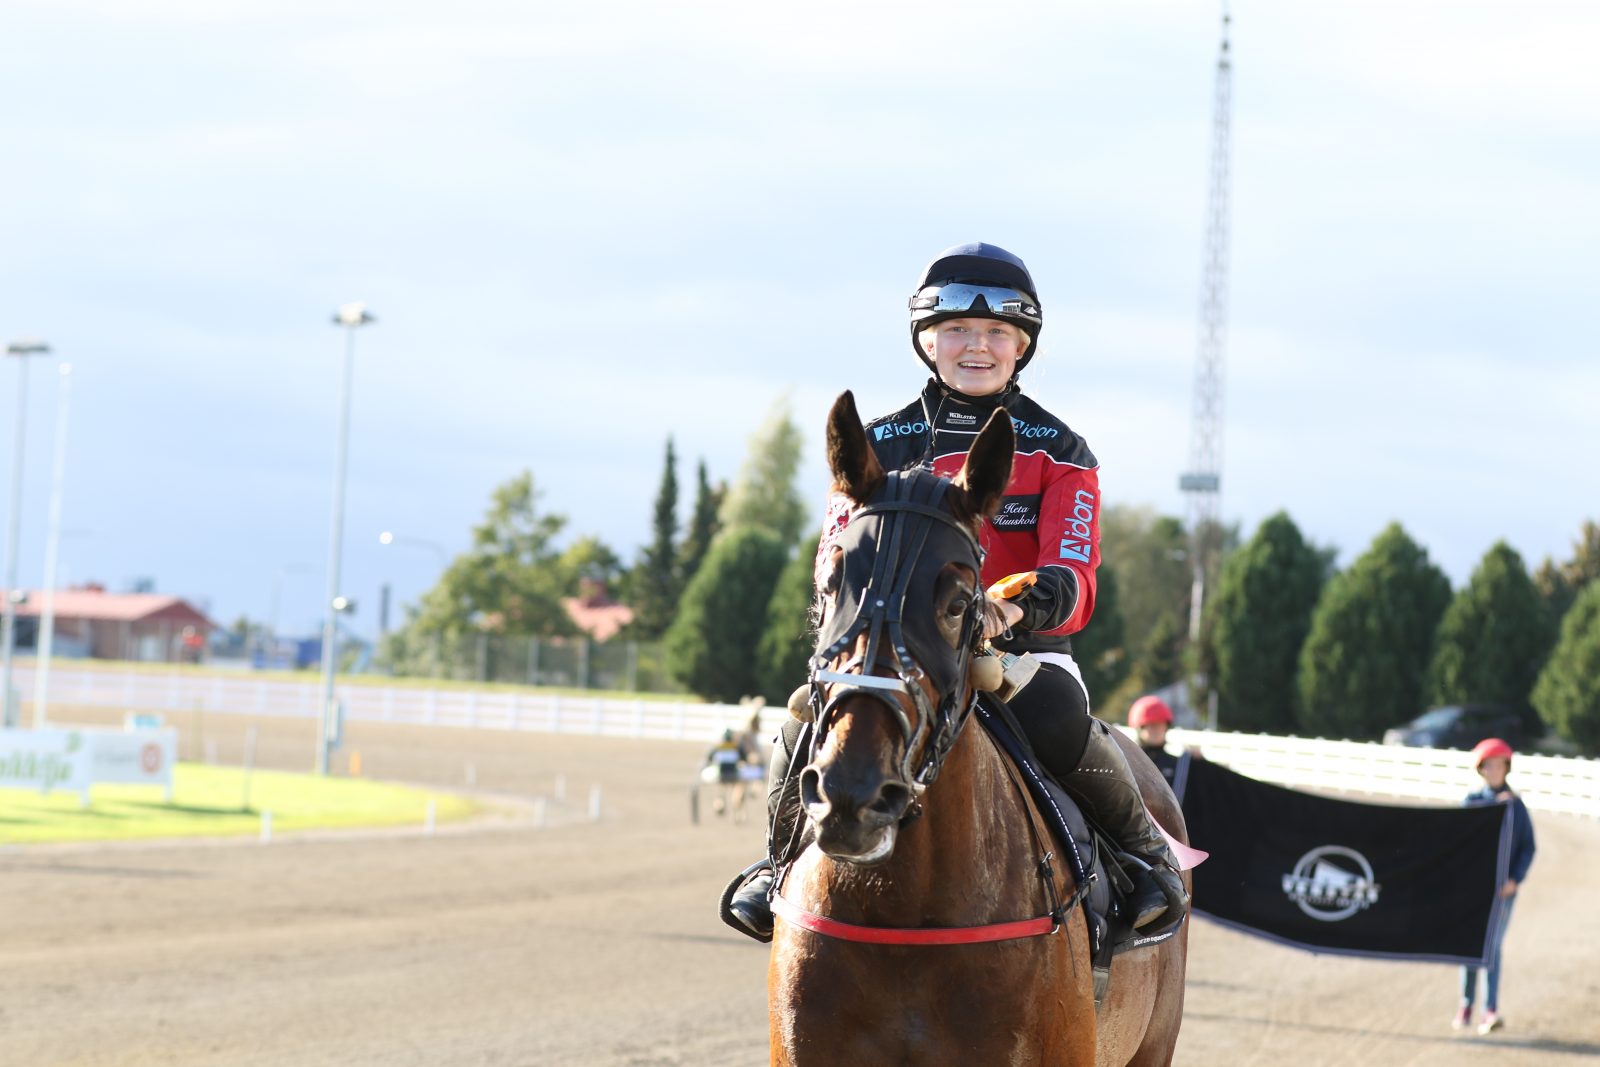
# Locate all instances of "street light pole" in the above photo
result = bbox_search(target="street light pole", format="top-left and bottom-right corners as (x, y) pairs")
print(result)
(33, 362), (73, 727)
(1, 338), (51, 729)
(316, 303), (374, 774)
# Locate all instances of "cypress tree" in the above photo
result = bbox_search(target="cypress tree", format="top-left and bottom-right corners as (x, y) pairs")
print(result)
(679, 459), (723, 589)
(664, 527), (788, 703)
(1204, 512), (1329, 734)
(630, 438), (680, 639)
(1532, 579), (1600, 755)
(1297, 523), (1451, 740)
(1427, 541), (1550, 734)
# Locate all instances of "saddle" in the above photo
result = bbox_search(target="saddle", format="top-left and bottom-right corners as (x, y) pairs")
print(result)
(975, 695), (1185, 1008)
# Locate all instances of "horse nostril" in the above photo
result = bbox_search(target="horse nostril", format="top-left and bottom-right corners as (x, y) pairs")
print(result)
(870, 781), (912, 818)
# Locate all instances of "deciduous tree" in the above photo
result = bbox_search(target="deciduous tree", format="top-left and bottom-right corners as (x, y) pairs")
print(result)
(719, 398), (807, 547)
(757, 535), (821, 704)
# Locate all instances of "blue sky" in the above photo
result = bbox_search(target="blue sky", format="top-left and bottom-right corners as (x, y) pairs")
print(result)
(0, 0), (1595, 640)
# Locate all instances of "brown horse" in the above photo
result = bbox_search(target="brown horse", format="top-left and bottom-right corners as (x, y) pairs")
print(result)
(767, 392), (1188, 1066)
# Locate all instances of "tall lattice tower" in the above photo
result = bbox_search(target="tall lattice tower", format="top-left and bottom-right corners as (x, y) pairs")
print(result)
(1180, 7), (1233, 651)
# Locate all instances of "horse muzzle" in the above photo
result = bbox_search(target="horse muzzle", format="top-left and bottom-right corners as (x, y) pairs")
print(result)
(799, 761), (914, 865)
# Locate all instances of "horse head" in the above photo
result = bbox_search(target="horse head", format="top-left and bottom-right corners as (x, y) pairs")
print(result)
(798, 390), (1014, 865)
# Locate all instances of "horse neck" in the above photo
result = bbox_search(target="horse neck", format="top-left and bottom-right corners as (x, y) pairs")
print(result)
(825, 714), (1043, 924)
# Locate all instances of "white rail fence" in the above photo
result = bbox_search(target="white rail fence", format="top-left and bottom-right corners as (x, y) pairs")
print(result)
(1165, 727), (1600, 819)
(13, 667), (1599, 818)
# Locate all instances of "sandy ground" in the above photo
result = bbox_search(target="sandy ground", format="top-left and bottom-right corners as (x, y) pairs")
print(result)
(2, 709), (1596, 1066)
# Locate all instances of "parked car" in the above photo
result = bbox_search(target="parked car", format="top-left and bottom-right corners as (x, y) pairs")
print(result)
(1382, 704), (1532, 751)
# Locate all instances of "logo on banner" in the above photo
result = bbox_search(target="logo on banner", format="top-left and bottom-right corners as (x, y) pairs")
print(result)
(1282, 845), (1382, 921)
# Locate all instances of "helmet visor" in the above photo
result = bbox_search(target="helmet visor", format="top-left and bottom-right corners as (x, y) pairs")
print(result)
(909, 283), (1041, 328)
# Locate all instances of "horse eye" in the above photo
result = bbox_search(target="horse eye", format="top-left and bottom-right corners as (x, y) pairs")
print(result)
(946, 596), (970, 619)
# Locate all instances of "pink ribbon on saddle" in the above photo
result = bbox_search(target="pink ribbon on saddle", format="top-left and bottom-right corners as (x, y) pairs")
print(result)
(1149, 806), (1208, 871)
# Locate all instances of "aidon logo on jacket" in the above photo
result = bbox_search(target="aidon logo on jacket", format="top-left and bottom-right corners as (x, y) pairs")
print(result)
(1058, 489), (1095, 563)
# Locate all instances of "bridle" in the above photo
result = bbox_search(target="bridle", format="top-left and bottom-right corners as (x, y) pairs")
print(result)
(773, 466), (1080, 947)
(803, 468), (987, 795)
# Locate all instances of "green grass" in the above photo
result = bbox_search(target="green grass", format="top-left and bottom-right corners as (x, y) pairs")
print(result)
(0, 764), (479, 845)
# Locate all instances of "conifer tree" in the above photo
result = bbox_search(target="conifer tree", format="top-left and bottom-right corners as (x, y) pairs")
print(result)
(1203, 512), (1330, 734)
(664, 527), (788, 703)
(1532, 579), (1600, 755)
(1427, 541), (1550, 734)
(630, 438), (680, 639)
(679, 459), (723, 589)
(1297, 523), (1450, 740)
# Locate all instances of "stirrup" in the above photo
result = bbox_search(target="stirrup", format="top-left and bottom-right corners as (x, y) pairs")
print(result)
(1126, 856), (1187, 931)
(719, 861), (775, 944)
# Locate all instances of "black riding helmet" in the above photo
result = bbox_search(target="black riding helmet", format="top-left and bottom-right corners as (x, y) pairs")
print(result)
(907, 242), (1043, 375)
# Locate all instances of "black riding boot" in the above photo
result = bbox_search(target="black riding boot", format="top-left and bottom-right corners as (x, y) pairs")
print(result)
(724, 719), (802, 941)
(1063, 719), (1189, 929)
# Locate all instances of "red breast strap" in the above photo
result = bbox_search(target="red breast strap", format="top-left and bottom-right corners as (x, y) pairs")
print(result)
(771, 891), (1056, 946)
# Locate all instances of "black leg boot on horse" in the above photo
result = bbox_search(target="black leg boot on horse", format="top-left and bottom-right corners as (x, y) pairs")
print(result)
(1065, 718), (1188, 929)
(722, 717), (804, 942)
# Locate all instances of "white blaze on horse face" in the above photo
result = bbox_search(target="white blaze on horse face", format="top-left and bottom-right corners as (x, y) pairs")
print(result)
(929, 318), (1022, 396)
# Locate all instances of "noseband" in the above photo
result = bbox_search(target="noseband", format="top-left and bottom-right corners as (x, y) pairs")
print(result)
(806, 469), (986, 793)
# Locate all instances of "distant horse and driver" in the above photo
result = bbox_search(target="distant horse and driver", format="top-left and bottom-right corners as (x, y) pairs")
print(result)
(723, 394), (1192, 1066)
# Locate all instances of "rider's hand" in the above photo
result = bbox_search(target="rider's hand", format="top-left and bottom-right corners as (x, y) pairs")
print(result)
(981, 594), (1024, 641)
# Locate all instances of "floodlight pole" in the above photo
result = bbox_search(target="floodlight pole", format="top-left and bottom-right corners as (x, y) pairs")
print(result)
(1, 338), (51, 729)
(316, 304), (374, 773)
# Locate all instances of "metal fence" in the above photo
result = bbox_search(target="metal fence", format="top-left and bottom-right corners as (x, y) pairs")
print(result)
(375, 634), (681, 694)
(11, 665), (1599, 818)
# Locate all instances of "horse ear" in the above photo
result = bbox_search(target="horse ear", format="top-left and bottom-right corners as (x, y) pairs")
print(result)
(827, 390), (885, 503)
(954, 409), (1015, 519)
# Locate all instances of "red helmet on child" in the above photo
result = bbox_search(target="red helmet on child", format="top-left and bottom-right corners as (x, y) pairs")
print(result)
(1129, 696), (1174, 729)
(1470, 737), (1513, 770)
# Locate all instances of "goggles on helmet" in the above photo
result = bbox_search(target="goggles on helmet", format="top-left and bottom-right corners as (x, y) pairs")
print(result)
(909, 283), (1041, 329)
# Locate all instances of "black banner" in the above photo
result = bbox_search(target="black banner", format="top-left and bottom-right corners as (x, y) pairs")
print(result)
(1175, 754), (1511, 966)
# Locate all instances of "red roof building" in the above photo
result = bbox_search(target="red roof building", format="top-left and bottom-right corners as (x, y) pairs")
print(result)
(561, 580), (634, 642)
(6, 584), (216, 663)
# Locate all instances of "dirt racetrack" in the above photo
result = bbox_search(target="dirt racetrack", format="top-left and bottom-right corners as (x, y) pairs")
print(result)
(3, 709), (1598, 1066)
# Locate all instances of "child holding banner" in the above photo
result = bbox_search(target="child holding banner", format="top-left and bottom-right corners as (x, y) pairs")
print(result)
(1455, 738), (1537, 1035)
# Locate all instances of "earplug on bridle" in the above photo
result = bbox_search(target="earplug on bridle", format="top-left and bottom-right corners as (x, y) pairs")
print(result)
(969, 652), (1004, 692)
(787, 683), (815, 722)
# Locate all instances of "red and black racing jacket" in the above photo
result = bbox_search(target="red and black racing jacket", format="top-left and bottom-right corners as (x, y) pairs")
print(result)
(820, 378), (1101, 656)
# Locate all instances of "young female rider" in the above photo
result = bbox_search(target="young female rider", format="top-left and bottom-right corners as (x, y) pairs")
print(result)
(727, 242), (1188, 939)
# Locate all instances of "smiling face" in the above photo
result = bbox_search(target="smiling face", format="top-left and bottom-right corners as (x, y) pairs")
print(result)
(924, 318), (1027, 396)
